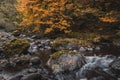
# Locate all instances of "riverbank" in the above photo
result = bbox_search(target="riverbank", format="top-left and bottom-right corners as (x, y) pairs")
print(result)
(0, 30), (120, 80)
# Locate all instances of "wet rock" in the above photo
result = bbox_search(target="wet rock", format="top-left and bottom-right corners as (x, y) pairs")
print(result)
(28, 39), (52, 64)
(5, 62), (16, 69)
(87, 47), (93, 51)
(85, 55), (116, 68)
(28, 39), (51, 54)
(47, 50), (85, 73)
(110, 58), (120, 75)
(0, 59), (8, 68)
(79, 47), (87, 52)
(65, 43), (79, 50)
(0, 31), (15, 43)
(79, 46), (97, 52)
(30, 57), (41, 65)
(3, 55), (30, 72)
(28, 42), (38, 53)
(35, 39), (51, 50)
(21, 73), (47, 80)
(9, 75), (23, 80)
(55, 72), (76, 80)
(76, 62), (100, 79)
(89, 76), (106, 80)
(16, 55), (30, 65)
(76, 55), (117, 79)
(28, 68), (37, 73)
(110, 58), (120, 70)
(94, 46), (101, 50)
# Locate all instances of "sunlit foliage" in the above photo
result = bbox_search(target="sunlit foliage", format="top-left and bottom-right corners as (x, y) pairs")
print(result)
(16, 0), (120, 34)
(99, 17), (118, 23)
(16, 0), (82, 33)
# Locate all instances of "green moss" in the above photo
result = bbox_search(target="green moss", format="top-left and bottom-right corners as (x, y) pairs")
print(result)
(52, 32), (103, 48)
(79, 39), (93, 46)
(51, 50), (79, 60)
(52, 38), (70, 48)
(2, 38), (30, 57)
(67, 32), (101, 40)
(12, 29), (21, 36)
(52, 38), (94, 48)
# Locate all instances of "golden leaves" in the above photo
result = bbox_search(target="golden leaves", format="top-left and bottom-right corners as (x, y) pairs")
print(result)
(64, 30), (71, 33)
(45, 28), (53, 34)
(66, 4), (73, 9)
(16, 0), (79, 34)
(99, 17), (118, 23)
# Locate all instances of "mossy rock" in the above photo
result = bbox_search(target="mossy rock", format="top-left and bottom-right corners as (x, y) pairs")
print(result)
(51, 50), (79, 60)
(2, 38), (30, 57)
(52, 38), (94, 49)
(52, 38), (70, 48)
(12, 29), (21, 36)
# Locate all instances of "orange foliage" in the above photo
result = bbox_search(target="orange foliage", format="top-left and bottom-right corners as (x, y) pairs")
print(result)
(99, 17), (118, 23)
(16, 0), (80, 33)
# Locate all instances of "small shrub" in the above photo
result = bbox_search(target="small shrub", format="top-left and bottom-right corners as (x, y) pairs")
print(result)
(2, 38), (30, 57)
(52, 37), (95, 48)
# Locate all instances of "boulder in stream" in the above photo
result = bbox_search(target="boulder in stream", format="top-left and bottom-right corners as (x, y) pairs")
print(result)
(47, 50), (86, 73)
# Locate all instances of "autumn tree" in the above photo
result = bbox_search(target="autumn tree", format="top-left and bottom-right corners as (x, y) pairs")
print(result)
(16, 0), (120, 35)
(16, 0), (82, 33)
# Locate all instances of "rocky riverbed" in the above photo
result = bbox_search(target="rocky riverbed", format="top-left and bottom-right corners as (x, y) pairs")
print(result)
(0, 30), (120, 80)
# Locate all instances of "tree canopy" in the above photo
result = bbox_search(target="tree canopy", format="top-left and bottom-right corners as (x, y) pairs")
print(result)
(16, 0), (120, 34)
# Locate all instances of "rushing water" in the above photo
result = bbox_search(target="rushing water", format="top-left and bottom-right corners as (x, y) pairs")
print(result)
(50, 55), (119, 80)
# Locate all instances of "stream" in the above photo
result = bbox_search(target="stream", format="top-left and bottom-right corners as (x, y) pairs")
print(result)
(0, 30), (120, 80)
